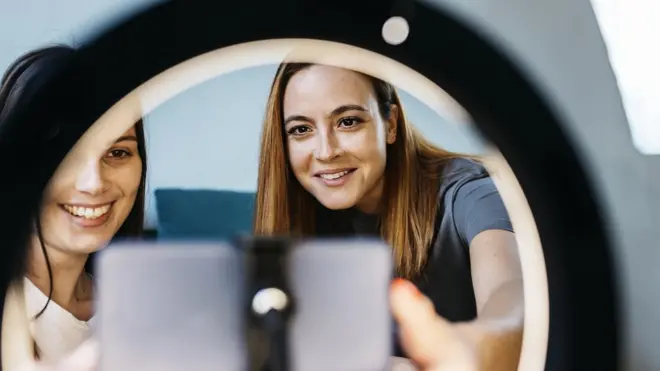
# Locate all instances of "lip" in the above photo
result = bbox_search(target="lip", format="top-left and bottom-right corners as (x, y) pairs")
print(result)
(59, 201), (115, 228)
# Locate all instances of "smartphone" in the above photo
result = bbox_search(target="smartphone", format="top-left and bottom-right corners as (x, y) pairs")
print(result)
(95, 241), (247, 371)
(287, 239), (393, 371)
(95, 238), (392, 371)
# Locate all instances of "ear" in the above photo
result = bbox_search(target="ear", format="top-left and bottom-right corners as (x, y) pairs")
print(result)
(386, 104), (399, 144)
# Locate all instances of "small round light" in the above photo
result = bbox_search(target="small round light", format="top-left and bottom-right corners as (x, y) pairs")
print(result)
(252, 287), (289, 315)
(382, 16), (410, 45)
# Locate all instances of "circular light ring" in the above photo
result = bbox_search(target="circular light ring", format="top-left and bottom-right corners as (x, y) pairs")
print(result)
(68, 38), (550, 371)
(0, 0), (619, 370)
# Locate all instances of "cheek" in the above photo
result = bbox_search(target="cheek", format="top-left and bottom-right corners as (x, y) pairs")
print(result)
(42, 164), (77, 200)
(287, 141), (312, 174)
(363, 147), (387, 175)
(41, 182), (60, 204)
(343, 130), (387, 165)
(115, 161), (143, 194)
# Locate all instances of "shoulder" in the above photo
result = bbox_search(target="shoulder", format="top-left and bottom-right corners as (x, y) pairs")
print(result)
(438, 157), (488, 197)
(3, 281), (38, 368)
(438, 157), (513, 245)
(442, 157), (486, 175)
(438, 157), (489, 206)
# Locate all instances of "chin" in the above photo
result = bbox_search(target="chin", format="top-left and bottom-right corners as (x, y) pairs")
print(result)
(68, 236), (113, 254)
(317, 194), (357, 211)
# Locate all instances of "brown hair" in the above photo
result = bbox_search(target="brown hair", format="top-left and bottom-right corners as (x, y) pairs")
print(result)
(254, 62), (474, 278)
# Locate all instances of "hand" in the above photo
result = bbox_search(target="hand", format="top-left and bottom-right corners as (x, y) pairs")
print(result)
(390, 279), (480, 371)
(31, 339), (99, 371)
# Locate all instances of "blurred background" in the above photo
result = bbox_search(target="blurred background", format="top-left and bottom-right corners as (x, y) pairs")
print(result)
(0, 0), (491, 236)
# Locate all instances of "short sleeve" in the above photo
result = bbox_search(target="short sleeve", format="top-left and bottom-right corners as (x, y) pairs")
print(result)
(452, 177), (514, 246)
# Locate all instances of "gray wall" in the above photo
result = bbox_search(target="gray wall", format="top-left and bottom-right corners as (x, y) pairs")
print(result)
(0, 0), (159, 70)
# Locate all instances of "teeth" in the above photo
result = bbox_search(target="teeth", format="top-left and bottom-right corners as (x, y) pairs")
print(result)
(320, 170), (350, 180)
(63, 204), (111, 220)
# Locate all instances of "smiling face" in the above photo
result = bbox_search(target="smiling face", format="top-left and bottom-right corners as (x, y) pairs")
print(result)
(37, 126), (143, 255)
(282, 65), (398, 212)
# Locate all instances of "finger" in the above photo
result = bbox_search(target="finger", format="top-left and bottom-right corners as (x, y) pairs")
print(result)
(390, 279), (444, 367)
(390, 279), (478, 371)
(390, 279), (437, 328)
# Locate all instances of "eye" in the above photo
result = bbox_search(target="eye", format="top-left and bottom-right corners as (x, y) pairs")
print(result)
(106, 149), (132, 159)
(338, 117), (362, 128)
(287, 125), (313, 136)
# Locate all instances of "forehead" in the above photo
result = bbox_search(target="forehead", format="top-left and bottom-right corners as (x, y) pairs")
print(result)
(82, 126), (137, 146)
(122, 126), (137, 137)
(53, 125), (139, 178)
(66, 125), (138, 160)
(283, 65), (375, 113)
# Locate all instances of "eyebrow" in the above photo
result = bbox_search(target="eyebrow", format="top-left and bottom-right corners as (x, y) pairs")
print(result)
(331, 104), (368, 117)
(114, 135), (138, 143)
(283, 104), (368, 125)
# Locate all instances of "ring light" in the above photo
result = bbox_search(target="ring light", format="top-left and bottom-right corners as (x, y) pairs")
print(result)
(0, 0), (618, 370)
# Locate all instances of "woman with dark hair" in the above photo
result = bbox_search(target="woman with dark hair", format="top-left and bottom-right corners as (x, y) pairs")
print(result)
(254, 62), (524, 370)
(0, 45), (147, 370)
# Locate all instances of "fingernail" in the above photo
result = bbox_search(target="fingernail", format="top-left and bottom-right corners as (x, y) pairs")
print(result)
(392, 278), (422, 297)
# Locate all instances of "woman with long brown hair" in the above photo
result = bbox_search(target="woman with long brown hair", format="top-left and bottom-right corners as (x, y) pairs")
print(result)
(254, 62), (525, 370)
(1, 45), (148, 370)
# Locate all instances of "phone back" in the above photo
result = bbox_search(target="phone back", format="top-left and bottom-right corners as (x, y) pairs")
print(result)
(96, 242), (247, 371)
(288, 239), (393, 371)
(96, 239), (392, 371)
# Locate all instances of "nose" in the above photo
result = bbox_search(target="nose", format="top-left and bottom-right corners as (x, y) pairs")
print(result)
(314, 130), (343, 162)
(75, 159), (108, 195)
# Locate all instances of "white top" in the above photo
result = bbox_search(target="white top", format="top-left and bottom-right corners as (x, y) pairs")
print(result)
(23, 277), (96, 363)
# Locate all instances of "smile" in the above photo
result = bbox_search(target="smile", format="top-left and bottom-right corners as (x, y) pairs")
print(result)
(319, 170), (352, 180)
(314, 168), (357, 187)
(61, 203), (113, 220)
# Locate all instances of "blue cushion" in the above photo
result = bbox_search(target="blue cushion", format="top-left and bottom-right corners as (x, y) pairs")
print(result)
(154, 188), (255, 240)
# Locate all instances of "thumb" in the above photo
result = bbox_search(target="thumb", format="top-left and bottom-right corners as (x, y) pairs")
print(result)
(390, 279), (478, 371)
(390, 279), (442, 367)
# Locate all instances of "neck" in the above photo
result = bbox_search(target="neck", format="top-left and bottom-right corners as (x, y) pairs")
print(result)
(26, 235), (90, 309)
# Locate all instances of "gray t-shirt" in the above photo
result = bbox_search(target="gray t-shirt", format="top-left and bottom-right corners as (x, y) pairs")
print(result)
(317, 158), (513, 355)
(351, 158), (513, 318)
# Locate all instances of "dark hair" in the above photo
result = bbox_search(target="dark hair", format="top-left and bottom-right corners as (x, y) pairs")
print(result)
(0, 45), (147, 317)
